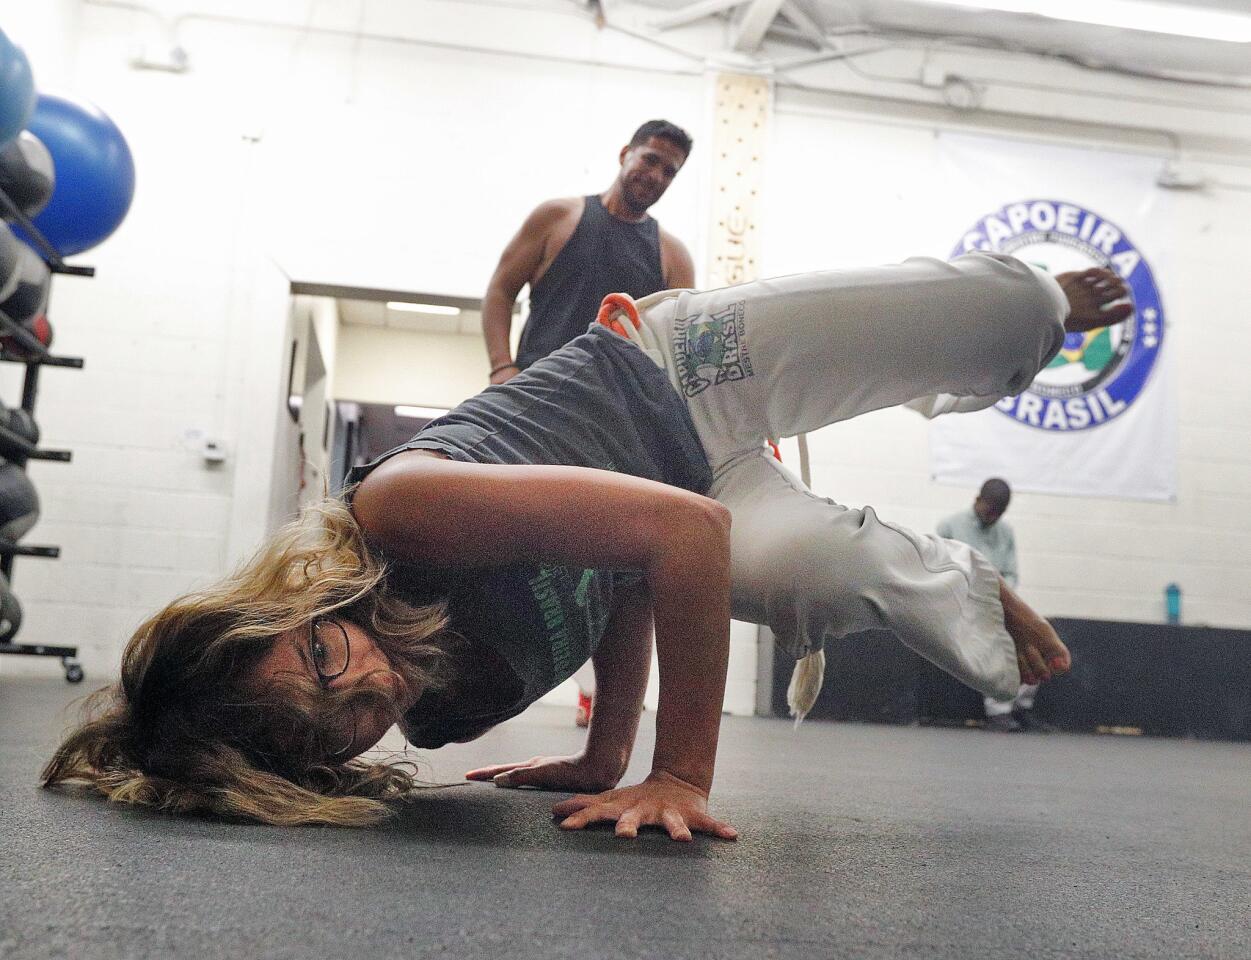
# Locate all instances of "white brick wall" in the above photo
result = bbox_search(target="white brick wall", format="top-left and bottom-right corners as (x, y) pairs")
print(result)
(762, 100), (1251, 633)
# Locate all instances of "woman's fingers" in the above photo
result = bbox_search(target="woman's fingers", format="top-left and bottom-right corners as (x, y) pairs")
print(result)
(614, 807), (645, 839)
(660, 809), (693, 842)
(553, 799), (735, 842)
(468, 756), (621, 793)
(494, 767), (539, 788)
(460, 760), (542, 781)
(551, 794), (597, 818)
(464, 760), (533, 782)
(557, 801), (621, 831)
(688, 812), (739, 841)
(549, 778), (736, 841)
(494, 762), (583, 789)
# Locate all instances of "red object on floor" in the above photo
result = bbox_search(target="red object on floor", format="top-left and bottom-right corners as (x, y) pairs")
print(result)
(575, 690), (593, 727)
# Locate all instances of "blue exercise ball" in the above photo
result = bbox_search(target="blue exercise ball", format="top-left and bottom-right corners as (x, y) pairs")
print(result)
(23, 94), (135, 256)
(0, 30), (35, 148)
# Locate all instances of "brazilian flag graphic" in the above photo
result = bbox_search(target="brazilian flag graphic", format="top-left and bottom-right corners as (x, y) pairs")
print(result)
(1048, 328), (1115, 372)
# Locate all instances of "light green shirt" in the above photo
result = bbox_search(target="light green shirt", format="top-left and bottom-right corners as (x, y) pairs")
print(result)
(937, 507), (1018, 587)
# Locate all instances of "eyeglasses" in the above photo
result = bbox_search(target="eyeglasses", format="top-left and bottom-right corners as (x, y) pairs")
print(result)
(308, 618), (351, 690)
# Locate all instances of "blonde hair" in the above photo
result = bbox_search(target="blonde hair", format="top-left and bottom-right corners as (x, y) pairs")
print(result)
(42, 497), (456, 827)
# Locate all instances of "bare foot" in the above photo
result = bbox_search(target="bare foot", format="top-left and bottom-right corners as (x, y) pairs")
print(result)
(999, 578), (1071, 685)
(1056, 268), (1133, 333)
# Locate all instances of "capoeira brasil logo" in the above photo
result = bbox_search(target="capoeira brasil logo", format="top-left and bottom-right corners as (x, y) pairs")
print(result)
(672, 300), (753, 397)
(952, 200), (1163, 431)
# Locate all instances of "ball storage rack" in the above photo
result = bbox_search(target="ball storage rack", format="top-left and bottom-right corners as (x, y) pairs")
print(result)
(0, 184), (87, 683)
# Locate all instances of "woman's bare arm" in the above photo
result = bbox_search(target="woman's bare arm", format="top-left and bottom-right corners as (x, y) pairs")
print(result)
(353, 453), (735, 838)
(581, 582), (653, 782)
(464, 580), (653, 793)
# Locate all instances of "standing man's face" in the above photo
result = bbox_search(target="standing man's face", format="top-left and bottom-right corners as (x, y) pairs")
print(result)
(617, 136), (687, 214)
(974, 496), (1007, 528)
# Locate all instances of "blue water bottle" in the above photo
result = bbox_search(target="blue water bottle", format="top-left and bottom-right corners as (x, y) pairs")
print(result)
(1165, 583), (1181, 625)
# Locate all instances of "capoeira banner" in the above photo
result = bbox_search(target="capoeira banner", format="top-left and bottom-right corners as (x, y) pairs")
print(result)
(929, 135), (1175, 501)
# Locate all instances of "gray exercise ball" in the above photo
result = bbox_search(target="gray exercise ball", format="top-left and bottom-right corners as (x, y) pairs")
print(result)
(0, 242), (48, 322)
(0, 403), (38, 446)
(0, 459), (38, 541)
(0, 131), (55, 218)
(0, 571), (20, 641)
(0, 223), (19, 303)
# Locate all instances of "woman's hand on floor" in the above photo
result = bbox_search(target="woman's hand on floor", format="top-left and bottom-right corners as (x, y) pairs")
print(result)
(551, 770), (738, 842)
(465, 753), (623, 794)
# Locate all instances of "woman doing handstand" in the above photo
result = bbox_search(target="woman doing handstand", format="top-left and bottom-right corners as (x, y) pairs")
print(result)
(43, 253), (1131, 840)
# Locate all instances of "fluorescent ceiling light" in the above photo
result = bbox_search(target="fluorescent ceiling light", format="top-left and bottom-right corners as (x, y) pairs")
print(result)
(386, 301), (462, 316)
(930, 0), (1251, 42)
(394, 405), (450, 419)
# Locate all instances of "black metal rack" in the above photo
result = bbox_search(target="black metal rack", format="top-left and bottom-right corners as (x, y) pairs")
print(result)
(0, 187), (87, 682)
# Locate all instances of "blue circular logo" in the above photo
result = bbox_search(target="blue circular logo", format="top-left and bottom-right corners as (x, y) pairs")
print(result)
(951, 200), (1163, 431)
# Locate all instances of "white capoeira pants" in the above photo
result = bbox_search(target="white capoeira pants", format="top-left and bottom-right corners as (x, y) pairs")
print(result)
(614, 253), (1068, 701)
(985, 683), (1040, 717)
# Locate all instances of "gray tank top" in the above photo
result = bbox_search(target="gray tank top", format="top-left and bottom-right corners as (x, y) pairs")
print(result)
(346, 325), (711, 746)
(516, 195), (664, 368)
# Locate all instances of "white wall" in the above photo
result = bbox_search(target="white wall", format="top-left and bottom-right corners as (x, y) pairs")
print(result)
(0, 0), (706, 680)
(265, 296), (304, 540)
(0, 2), (307, 676)
(763, 100), (1251, 629)
(0, 1), (1246, 710)
(333, 324), (486, 409)
(0, 0), (81, 89)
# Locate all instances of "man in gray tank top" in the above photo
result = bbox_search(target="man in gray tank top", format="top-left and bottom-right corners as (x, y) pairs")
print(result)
(481, 119), (696, 383)
(481, 120), (695, 724)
